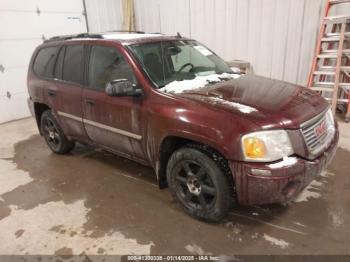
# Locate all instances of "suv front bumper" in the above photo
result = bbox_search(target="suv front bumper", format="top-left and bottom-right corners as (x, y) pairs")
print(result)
(229, 129), (339, 205)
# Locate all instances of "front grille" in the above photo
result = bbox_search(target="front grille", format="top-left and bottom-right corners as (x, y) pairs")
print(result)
(300, 109), (335, 156)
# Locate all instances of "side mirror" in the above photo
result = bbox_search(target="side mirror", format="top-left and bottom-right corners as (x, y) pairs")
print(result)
(105, 79), (142, 97)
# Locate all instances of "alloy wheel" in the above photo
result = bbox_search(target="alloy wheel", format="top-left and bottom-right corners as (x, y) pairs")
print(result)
(174, 160), (217, 210)
(42, 118), (61, 151)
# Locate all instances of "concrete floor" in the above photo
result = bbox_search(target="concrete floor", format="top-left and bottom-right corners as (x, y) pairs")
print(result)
(0, 117), (350, 255)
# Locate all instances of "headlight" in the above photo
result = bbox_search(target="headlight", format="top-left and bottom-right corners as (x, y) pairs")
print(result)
(326, 108), (335, 127)
(241, 130), (294, 162)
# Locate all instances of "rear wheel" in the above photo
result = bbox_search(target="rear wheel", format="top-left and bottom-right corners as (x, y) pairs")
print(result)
(40, 110), (75, 154)
(167, 145), (232, 222)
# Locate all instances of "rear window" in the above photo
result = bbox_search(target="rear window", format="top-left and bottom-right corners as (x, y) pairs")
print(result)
(33, 46), (60, 78)
(62, 45), (84, 84)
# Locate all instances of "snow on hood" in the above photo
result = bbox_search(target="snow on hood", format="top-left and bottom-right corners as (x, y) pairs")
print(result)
(159, 73), (241, 94)
(206, 97), (258, 114)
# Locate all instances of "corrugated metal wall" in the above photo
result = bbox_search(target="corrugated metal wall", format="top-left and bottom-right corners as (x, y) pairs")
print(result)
(85, 0), (123, 32)
(85, 0), (350, 85)
(134, 0), (332, 86)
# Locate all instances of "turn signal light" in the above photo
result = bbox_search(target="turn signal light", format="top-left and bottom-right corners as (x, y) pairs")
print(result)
(243, 137), (267, 159)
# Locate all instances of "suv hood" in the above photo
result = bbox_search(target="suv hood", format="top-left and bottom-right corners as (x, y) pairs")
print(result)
(174, 75), (329, 129)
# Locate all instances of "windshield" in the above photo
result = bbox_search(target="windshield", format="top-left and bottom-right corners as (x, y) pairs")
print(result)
(129, 40), (233, 88)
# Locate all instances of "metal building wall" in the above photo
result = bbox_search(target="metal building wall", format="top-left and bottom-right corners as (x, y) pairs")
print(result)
(84, 0), (123, 32)
(134, 0), (329, 86)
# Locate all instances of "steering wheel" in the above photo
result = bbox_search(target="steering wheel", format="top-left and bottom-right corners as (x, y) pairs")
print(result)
(177, 63), (194, 73)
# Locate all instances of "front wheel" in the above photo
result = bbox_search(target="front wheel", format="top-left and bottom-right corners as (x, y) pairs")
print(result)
(166, 146), (232, 222)
(40, 110), (75, 154)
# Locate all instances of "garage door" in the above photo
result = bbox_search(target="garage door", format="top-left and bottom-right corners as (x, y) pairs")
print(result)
(0, 0), (87, 123)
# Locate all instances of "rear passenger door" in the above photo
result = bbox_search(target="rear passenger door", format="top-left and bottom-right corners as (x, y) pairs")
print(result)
(53, 44), (87, 140)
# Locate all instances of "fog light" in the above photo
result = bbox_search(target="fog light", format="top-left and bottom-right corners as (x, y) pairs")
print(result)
(251, 169), (272, 176)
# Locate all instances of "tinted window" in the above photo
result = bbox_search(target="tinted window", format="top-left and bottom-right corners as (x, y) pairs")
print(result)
(33, 46), (59, 78)
(54, 46), (65, 79)
(62, 45), (84, 84)
(88, 45), (137, 91)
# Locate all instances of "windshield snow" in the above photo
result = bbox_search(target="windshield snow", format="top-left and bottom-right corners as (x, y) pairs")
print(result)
(159, 72), (240, 94)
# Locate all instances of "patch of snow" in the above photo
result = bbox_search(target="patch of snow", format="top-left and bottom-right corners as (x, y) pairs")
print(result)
(102, 33), (161, 40)
(230, 67), (241, 73)
(329, 209), (345, 228)
(0, 118), (153, 255)
(251, 233), (259, 239)
(252, 212), (259, 216)
(268, 156), (298, 169)
(321, 171), (335, 177)
(294, 170), (334, 203)
(159, 73), (240, 94)
(0, 200), (153, 255)
(0, 118), (37, 197)
(0, 118), (38, 159)
(294, 180), (322, 203)
(0, 160), (33, 196)
(207, 97), (258, 114)
(185, 244), (208, 255)
(293, 222), (307, 228)
(294, 187), (321, 203)
(263, 234), (290, 249)
(338, 121), (350, 152)
(294, 170), (335, 203)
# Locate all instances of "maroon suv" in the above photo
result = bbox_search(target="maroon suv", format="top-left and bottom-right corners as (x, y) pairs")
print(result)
(27, 32), (339, 221)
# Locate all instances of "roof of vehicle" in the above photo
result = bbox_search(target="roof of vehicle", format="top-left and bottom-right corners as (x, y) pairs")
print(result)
(44, 31), (190, 45)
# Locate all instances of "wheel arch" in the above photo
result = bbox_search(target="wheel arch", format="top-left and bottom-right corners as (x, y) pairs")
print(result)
(157, 135), (235, 193)
(34, 102), (50, 134)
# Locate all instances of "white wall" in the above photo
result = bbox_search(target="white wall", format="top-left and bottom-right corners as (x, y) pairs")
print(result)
(0, 0), (87, 123)
(84, 0), (123, 33)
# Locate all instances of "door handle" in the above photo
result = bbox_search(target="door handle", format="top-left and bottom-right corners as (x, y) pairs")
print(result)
(85, 99), (95, 106)
(48, 90), (56, 97)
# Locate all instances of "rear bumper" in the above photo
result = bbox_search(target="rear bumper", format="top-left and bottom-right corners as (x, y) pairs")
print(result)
(229, 129), (339, 205)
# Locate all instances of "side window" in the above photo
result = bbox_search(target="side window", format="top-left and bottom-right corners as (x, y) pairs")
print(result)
(88, 45), (137, 91)
(53, 46), (65, 79)
(131, 43), (164, 82)
(62, 45), (84, 84)
(33, 46), (60, 78)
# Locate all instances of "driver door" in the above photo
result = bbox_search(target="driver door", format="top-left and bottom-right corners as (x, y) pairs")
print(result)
(82, 44), (145, 161)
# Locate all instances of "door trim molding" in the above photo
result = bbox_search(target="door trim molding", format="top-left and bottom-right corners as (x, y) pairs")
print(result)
(57, 111), (83, 122)
(57, 111), (142, 140)
(83, 118), (142, 140)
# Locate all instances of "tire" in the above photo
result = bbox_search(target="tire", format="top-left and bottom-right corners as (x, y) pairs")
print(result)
(40, 110), (75, 154)
(166, 145), (232, 222)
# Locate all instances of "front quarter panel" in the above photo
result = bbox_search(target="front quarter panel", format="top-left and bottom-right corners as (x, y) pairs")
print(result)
(144, 91), (258, 168)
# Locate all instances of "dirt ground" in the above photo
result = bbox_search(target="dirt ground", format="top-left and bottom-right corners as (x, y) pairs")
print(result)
(0, 118), (349, 256)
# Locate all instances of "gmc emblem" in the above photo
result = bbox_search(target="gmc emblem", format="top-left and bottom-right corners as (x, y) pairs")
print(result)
(314, 121), (327, 138)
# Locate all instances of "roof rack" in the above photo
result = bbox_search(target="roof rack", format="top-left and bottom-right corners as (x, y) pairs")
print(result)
(104, 30), (145, 34)
(44, 33), (103, 43)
